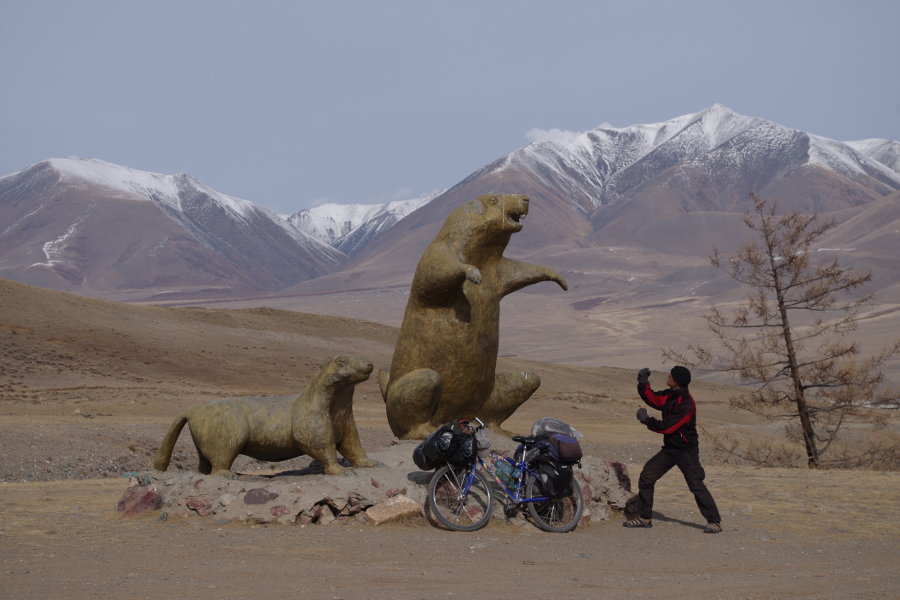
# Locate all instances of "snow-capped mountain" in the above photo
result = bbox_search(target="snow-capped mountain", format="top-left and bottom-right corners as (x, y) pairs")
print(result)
(0, 158), (344, 298)
(294, 104), (899, 296)
(285, 190), (440, 255)
(493, 104), (900, 215)
(845, 138), (900, 174)
(3, 105), (898, 302)
(44, 157), (335, 247)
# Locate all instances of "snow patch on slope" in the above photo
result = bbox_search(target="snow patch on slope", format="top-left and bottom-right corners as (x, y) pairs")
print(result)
(31, 219), (81, 268)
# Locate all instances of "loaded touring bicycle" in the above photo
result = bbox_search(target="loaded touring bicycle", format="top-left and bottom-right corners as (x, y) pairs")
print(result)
(414, 417), (585, 532)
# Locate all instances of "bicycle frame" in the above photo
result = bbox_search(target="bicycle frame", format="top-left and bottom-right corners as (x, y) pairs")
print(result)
(473, 451), (550, 505)
(445, 417), (550, 505)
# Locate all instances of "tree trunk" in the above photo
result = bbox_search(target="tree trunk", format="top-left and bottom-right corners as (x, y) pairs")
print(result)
(771, 248), (820, 468)
(794, 390), (819, 468)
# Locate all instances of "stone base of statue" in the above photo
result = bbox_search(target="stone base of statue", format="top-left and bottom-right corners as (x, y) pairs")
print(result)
(118, 435), (632, 527)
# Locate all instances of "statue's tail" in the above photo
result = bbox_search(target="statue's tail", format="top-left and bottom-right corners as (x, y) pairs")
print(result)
(378, 368), (390, 402)
(153, 414), (188, 471)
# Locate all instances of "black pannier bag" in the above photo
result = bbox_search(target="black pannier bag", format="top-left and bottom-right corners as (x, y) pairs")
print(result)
(446, 429), (477, 467)
(518, 434), (583, 466)
(534, 459), (575, 499)
(412, 442), (436, 470)
(518, 417), (583, 499)
(412, 421), (478, 470)
(413, 424), (453, 470)
(516, 440), (576, 499)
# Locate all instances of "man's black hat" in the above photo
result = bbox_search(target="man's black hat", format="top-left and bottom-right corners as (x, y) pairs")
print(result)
(670, 366), (691, 387)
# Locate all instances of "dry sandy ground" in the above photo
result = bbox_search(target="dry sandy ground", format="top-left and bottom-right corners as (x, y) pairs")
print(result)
(3, 467), (898, 600)
(1, 279), (899, 599)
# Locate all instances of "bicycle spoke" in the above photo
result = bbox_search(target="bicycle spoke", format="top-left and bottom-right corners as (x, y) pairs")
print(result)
(525, 474), (584, 533)
(427, 465), (493, 531)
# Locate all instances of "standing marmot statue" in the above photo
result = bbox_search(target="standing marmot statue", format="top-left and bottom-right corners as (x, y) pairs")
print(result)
(154, 354), (374, 476)
(379, 193), (567, 439)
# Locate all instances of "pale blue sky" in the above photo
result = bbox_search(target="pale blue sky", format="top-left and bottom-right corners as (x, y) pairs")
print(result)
(2, 1), (898, 213)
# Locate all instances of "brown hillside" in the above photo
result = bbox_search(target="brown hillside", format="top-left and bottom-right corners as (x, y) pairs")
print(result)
(1, 276), (745, 482)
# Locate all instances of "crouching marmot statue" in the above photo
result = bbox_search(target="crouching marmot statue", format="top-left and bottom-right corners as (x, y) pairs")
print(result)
(154, 354), (375, 476)
(379, 193), (568, 439)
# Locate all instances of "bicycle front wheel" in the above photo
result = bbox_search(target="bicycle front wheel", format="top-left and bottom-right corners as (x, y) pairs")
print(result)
(427, 464), (493, 531)
(525, 472), (584, 533)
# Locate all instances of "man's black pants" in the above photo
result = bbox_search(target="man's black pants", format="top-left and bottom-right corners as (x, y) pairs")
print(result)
(636, 447), (720, 524)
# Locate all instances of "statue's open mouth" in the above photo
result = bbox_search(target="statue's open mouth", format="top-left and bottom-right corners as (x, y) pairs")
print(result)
(508, 211), (526, 225)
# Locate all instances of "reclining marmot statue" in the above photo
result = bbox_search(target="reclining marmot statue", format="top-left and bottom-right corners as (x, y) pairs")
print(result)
(154, 354), (374, 476)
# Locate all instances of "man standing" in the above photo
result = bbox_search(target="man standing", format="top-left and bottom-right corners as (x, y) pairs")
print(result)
(624, 366), (722, 533)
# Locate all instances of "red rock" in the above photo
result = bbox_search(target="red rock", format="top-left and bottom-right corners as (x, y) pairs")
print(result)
(606, 461), (631, 492)
(116, 485), (163, 517)
(186, 496), (213, 516)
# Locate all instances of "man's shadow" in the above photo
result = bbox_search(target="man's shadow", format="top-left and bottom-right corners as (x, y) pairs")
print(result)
(651, 512), (706, 531)
(625, 495), (705, 530)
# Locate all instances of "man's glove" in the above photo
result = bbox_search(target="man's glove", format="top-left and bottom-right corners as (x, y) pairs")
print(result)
(636, 407), (649, 424)
(637, 368), (651, 384)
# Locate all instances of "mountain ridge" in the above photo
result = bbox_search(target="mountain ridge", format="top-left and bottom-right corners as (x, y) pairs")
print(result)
(0, 158), (343, 299)
(2, 104), (898, 303)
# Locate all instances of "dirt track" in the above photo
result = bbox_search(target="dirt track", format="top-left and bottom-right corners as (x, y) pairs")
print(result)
(2, 466), (898, 600)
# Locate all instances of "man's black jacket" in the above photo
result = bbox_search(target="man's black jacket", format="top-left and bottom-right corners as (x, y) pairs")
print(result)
(637, 382), (698, 449)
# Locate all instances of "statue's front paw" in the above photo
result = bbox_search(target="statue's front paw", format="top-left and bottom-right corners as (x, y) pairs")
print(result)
(212, 469), (239, 479)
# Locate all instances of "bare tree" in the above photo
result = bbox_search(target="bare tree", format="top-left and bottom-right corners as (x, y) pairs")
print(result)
(667, 194), (899, 468)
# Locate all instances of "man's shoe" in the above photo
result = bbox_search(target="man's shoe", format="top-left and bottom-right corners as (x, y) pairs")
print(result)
(703, 522), (722, 534)
(623, 517), (652, 528)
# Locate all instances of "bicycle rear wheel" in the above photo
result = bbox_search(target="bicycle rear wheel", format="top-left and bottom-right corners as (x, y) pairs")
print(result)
(525, 472), (584, 533)
(427, 464), (493, 531)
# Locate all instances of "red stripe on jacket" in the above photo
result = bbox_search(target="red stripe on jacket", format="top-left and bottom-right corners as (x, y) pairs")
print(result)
(638, 382), (696, 436)
(638, 383), (669, 409)
(657, 402), (695, 434)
